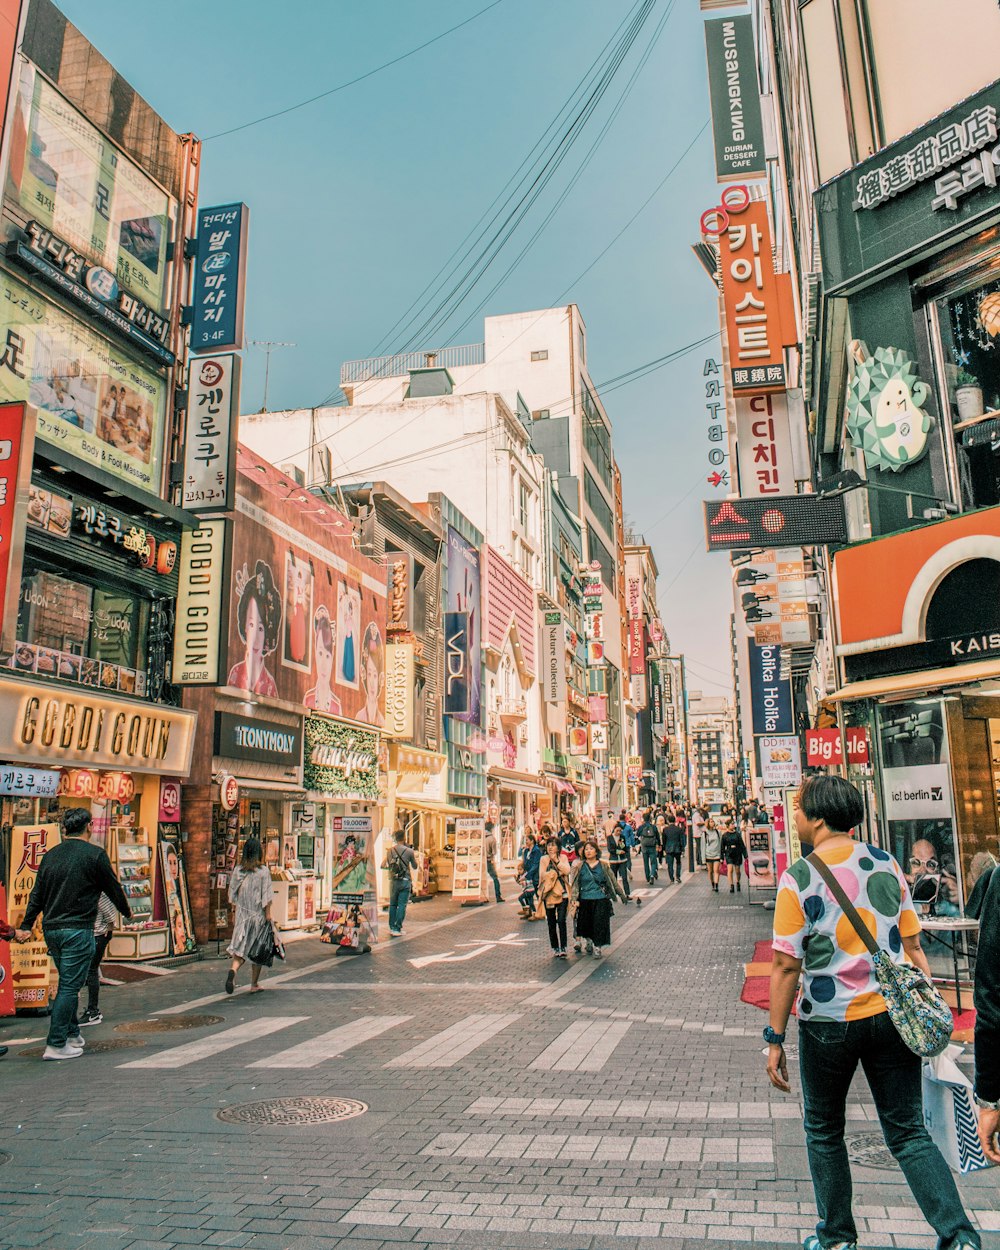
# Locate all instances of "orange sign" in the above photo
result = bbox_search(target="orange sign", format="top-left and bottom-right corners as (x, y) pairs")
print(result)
(7, 823), (60, 1010)
(713, 191), (796, 393)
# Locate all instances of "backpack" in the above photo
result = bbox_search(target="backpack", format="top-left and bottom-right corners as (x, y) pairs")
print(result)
(387, 846), (410, 880)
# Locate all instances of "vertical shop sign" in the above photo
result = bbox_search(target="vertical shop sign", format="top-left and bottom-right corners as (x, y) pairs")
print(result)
(7, 823), (61, 1009)
(0, 402), (34, 647)
(747, 639), (793, 735)
(0, 882), (13, 1017)
(444, 610), (471, 717)
(172, 518), (230, 684)
(445, 527), (481, 724)
(542, 611), (567, 704)
(703, 357), (729, 487)
(650, 664), (664, 728)
(735, 391), (795, 496)
(384, 643), (415, 738)
(629, 619), (645, 674)
(704, 14), (766, 182)
(190, 203), (249, 353)
(182, 354), (241, 511)
(387, 554), (414, 633)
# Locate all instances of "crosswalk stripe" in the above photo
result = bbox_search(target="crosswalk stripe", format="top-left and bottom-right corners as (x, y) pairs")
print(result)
(529, 1018), (632, 1071)
(248, 1015), (411, 1069)
(384, 1013), (522, 1069)
(119, 1015), (308, 1069)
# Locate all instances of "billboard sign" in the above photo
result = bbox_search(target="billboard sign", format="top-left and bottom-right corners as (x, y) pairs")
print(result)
(445, 527), (481, 724)
(190, 203), (249, 353)
(704, 494), (848, 551)
(183, 354), (241, 511)
(748, 639), (793, 735)
(704, 15), (766, 182)
(172, 519), (230, 685)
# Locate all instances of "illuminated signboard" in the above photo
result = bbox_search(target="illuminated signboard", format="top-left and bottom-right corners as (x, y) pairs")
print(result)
(703, 495), (847, 551)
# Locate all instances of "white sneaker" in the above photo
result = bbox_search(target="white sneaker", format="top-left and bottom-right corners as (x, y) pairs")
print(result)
(594, 947), (604, 959)
(68, 1034), (85, 1047)
(43, 1042), (83, 1061)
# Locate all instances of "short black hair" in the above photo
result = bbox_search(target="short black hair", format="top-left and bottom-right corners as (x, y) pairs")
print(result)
(62, 807), (92, 837)
(798, 775), (864, 834)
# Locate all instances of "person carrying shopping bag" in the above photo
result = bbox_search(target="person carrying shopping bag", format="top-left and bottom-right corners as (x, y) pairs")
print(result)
(765, 775), (980, 1250)
(517, 831), (542, 918)
(226, 836), (278, 995)
(569, 839), (627, 959)
(538, 836), (571, 958)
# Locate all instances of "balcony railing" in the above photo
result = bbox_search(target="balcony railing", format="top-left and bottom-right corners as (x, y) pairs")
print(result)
(340, 342), (485, 385)
(497, 696), (528, 723)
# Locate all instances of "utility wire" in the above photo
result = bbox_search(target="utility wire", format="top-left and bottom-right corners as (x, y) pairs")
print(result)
(205, 0), (508, 141)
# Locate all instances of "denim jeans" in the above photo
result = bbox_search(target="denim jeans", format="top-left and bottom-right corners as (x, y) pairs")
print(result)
(799, 1012), (980, 1250)
(642, 847), (658, 882)
(611, 861), (630, 898)
(388, 880), (411, 932)
(85, 930), (114, 1011)
(666, 851), (683, 882)
(44, 928), (95, 1047)
(486, 859), (502, 902)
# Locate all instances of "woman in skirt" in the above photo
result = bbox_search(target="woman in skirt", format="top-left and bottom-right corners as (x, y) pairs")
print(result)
(226, 836), (275, 994)
(570, 839), (627, 958)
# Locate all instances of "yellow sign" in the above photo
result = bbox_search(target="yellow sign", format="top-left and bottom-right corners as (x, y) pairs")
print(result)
(784, 788), (802, 865)
(384, 644), (415, 739)
(0, 676), (198, 775)
(7, 823), (61, 1010)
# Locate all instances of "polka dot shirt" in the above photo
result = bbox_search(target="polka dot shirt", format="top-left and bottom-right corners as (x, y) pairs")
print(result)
(772, 842), (921, 1022)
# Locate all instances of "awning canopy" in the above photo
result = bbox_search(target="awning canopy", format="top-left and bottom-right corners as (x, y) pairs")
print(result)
(395, 796), (474, 817)
(544, 776), (575, 794)
(827, 658), (1000, 704)
(488, 766), (549, 796)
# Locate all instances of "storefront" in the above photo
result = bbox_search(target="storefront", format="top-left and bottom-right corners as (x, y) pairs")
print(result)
(384, 743), (468, 896)
(486, 766), (548, 860)
(831, 508), (1000, 913)
(0, 677), (197, 963)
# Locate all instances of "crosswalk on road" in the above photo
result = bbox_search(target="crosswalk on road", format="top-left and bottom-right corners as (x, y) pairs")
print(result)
(116, 1011), (635, 1073)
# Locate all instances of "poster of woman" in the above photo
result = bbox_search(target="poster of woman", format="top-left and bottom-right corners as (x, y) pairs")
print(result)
(336, 581), (361, 688)
(158, 834), (197, 955)
(227, 560), (281, 697)
(304, 606), (343, 715)
(355, 623), (385, 727)
(282, 550), (313, 673)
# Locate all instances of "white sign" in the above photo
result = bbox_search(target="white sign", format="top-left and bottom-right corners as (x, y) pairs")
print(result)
(0, 766), (59, 796)
(735, 391), (796, 498)
(333, 816), (372, 833)
(452, 816), (486, 901)
(172, 519), (229, 684)
(759, 736), (802, 789)
(882, 764), (953, 822)
(542, 614), (567, 705)
(591, 724), (608, 750)
(183, 353), (240, 511)
(629, 674), (647, 708)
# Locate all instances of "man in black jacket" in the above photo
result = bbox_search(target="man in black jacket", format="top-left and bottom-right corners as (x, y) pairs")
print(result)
(637, 810), (659, 884)
(974, 864), (1000, 1163)
(15, 807), (131, 1061)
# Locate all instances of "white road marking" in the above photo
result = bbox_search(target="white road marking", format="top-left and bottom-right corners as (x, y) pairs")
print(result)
(118, 1015), (307, 1069)
(288, 981), (543, 992)
(248, 1014), (410, 1069)
(385, 1013), (522, 1069)
(408, 932), (537, 969)
(529, 1017), (632, 1071)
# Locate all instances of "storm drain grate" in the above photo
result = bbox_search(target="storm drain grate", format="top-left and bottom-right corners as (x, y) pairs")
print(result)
(217, 1097), (368, 1126)
(19, 1038), (147, 1058)
(116, 1014), (223, 1033)
(845, 1131), (898, 1170)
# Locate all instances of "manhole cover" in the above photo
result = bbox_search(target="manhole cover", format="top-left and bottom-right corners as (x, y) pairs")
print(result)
(19, 1038), (146, 1058)
(0, 1151), (11, 1167)
(846, 1132), (897, 1170)
(116, 1014), (223, 1033)
(217, 1097), (368, 1126)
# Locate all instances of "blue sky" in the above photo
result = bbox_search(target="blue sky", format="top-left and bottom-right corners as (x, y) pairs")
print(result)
(56, 0), (735, 698)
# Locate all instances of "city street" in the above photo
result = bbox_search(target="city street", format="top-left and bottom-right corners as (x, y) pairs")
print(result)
(1, 874), (997, 1250)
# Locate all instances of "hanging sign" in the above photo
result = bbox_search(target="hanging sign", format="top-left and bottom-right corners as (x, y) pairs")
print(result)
(384, 643), (415, 738)
(735, 391), (796, 497)
(190, 203), (249, 353)
(702, 357), (729, 487)
(172, 519), (230, 685)
(0, 765), (59, 796)
(759, 736), (802, 788)
(542, 611), (567, 705)
(748, 640), (793, 735)
(219, 772), (240, 811)
(805, 728), (843, 767)
(0, 402), (34, 648)
(704, 14), (766, 182)
(704, 494), (848, 551)
(7, 823), (61, 1010)
(183, 354), (241, 511)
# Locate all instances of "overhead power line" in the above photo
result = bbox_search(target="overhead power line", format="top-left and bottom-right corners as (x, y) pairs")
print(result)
(205, 0), (508, 141)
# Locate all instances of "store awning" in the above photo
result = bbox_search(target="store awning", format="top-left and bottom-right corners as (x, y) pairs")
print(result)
(544, 776), (575, 794)
(827, 658), (1000, 704)
(396, 796), (474, 817)
(487, 767), (549, 795)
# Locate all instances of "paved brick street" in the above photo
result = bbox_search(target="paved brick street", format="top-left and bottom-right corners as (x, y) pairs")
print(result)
(1, 873), (998, 1250)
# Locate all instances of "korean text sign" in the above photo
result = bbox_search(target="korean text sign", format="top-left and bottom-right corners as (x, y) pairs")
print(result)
(735, 392), (794, 497)
(8, 823), (61, 1010)
(191, 203), (249, 354)
(183, 354), (241, 510)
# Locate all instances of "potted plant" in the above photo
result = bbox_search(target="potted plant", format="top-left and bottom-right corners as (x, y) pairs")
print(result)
(955, 368), (985, 421)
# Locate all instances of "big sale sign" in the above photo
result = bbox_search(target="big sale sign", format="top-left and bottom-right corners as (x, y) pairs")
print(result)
(805, 728), (870, 767)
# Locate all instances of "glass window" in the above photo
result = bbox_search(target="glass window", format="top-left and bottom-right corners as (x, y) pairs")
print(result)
(518, 480), (530, 529)
(587, 524), (616, 590)
(16, 567), (149, 675)
(584, 470), (614, 540)
(582, 380), (613, 492)
(530, 350), (548, 362)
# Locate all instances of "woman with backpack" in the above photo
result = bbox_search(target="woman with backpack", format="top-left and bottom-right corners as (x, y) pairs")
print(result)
(569, 838), (627, 959)
(538, 835), (571, 958)
(720, 823), (748, 893)
(766, 775), (980, 1250)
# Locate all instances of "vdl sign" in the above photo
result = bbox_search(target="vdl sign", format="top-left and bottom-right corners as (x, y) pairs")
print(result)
(444, 610), (470, 716)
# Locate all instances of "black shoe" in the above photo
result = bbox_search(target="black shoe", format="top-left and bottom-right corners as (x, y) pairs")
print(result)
(79, 1008), (103, 1026)
(0, 1045), (7, 1058)
(730, 885), (735, 893)
(737, 883), (741, 892)
(225, 970), (235, 995)
(635, 897), (641, 906)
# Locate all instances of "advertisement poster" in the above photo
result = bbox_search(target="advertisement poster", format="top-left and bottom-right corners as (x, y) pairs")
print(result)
(747, 825), (775, 889)
(7, 823), (60, 1009)
(453, 816), (486, 902)
(158, 831), (197, 955)
(0, 271), (167, 493)
(882, 763), (953, 822)
(444, 526), (481, 723)
(0, 882), (13, 1017)
(4, 65), (174, 311)
(227, 448), (387, 724)
(322, 815), (378, 945)
(783, 789), (802, 867)
(759, 736), (803, 789)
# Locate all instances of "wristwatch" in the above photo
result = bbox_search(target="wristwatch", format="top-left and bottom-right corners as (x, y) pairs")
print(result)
(763, 1025), (786, 1046)
(974, 1092), (1000, 1111)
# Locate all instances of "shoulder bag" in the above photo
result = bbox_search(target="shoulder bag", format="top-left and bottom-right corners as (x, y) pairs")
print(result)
(807, 853), (951, 1058)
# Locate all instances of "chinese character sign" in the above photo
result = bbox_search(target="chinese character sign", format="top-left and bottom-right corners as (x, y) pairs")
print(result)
(191, 203), (249, 353)
(8, 823), (61, 1010)
(183, 354), (240, 511)
(716, 195), (795, 392)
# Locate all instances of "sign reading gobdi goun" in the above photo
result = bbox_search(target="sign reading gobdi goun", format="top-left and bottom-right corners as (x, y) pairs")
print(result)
(0, 677), (197, 776)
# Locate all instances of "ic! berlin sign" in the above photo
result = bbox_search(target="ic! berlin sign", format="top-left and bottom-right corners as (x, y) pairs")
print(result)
(704, 495), (848, 551)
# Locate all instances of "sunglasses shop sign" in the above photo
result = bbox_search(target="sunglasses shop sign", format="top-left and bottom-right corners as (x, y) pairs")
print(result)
(882, 764), (954, 822)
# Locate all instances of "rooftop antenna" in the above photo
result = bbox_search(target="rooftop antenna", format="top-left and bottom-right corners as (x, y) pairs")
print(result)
(248, 340), (296, 411)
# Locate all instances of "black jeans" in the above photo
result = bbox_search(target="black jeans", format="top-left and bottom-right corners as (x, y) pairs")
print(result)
(611, 861), (630, 898)
(545, 900), (568, 951)
(85, 930), (114, 1011)
(666, 852), (683, 882)
(486, 859), (502, 902)
(799, 1012), (980, 1250)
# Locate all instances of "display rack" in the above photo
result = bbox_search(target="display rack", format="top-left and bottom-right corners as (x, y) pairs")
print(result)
(109, 823), (169, 960)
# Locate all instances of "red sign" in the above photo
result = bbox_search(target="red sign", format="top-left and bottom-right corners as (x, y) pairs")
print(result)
(846, 727), (870, 765)
(628, 619), (645, 675)
(0, 403), (31, 645)
(219, 773), (239, 811)
(0, 883), (14, 1017)
(159, 778), (182, 823)
(588, 694), (607, 723)
(58, 770), (134, 803)
(805, 729), (843, 767)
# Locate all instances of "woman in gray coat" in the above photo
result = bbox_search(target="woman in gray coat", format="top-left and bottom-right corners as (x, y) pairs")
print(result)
(226, 836), (275, 994)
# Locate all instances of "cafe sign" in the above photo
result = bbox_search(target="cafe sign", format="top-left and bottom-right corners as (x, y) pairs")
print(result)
(0, 677), (197, 775)
(303, 714), (379, 800)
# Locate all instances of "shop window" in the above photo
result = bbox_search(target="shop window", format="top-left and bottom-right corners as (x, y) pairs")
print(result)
(935, 277), (1000, 510)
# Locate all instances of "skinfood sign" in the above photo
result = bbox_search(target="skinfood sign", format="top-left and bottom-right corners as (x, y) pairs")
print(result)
(0, 677), (197, 776)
